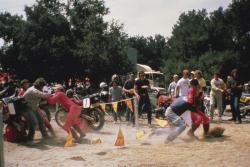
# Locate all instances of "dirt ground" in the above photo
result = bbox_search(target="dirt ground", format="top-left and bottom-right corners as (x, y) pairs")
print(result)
(4, 112), (250, 167)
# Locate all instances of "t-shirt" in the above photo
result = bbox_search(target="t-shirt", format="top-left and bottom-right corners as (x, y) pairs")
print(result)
(227, 77), (243, 96)
(123, 79), (135, 98)
(210, 78), (225, 95)
(170, 97), (196, 116)
(176, 78), (190, 97)
(168, 81), (177, 96)
(198, 78), (206, 91)
(109, 86), (123, 101)
(23, 86), (50, 111)
(135, 79), (150, 96)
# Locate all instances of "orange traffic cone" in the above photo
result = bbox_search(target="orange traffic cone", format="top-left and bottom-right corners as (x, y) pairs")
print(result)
(64, 131), (74, 147)
(114, 128), (125, 146)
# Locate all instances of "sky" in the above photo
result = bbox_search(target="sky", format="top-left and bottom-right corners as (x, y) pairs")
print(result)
(0, 0), (231, 39)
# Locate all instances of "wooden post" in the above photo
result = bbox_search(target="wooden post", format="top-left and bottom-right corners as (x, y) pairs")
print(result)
(0, 101), (4, 167)
(133, 98), (139, 130)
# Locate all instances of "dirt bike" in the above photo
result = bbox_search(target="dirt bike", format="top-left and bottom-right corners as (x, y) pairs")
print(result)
(154, 95), (173, 119)
(1, 95), (30, 142)
(240, 93), (250, 117)
(55, 93), (105, 131)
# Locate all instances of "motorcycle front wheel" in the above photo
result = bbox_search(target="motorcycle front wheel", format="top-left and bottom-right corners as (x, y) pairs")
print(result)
(55, 109), (67, 128)
(87, 108), (105, 131)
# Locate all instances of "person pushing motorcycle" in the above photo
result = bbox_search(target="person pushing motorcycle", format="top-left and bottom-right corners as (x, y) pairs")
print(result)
(46, 84), (87, 143)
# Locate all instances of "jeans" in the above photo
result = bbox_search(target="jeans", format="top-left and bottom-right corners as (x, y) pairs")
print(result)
(138, 95), (152, 124)
(125, 99), (135, 124)
(23, 108), (48, 141)
(164, 107), (186, 142)
(112, 103), (122, 122)
(230, 94), (242, 122)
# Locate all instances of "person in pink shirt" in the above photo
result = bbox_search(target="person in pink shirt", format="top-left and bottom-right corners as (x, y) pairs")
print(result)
(46, 84), (86, 142)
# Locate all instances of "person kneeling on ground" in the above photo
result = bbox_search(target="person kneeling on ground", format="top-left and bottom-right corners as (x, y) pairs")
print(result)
(46, 84), (87, 143)
(164, 93), (198, 143)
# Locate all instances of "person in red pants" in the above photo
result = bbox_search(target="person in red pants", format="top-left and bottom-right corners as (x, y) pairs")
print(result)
(46, 84), (87, 142)
(187, 79), (210, 138)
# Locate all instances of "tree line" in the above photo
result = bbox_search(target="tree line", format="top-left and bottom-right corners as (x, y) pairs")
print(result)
(0, 0), (249, 85)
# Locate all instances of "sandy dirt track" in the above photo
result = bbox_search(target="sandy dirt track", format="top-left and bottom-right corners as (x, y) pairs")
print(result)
(4, 113), (250, 167)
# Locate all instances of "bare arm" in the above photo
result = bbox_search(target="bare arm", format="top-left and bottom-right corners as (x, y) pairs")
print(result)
(175, 85), (180, 97)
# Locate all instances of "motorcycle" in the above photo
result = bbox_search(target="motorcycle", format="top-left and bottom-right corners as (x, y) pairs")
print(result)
(55, 92), (105, 131)
(240, 93), (250, 117)
(154, 95), (173, 119)
(1, 95), (30, 142)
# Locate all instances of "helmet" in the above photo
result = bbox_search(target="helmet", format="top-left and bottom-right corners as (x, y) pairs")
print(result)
(99, 82), (108, 89)
(66, 89), (74, 98)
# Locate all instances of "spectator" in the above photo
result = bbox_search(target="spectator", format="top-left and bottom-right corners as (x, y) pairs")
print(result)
(195, 70), (206, 92)
(194, 70), (207, 112)
(134, 71), (152, 127)
(227, 69), (243, 124)
(0, 76), (17, 97)
(18, 79), (30, 96)
(123, 74), (135, 125)
(175, 69), (190, 97)
(168, 74), (179, 97)
(209, 72), (226, 121)
(190, 71), (195, 80)
(109, 80), (123, 123)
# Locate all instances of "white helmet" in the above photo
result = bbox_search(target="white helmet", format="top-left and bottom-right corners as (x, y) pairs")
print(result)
(99, 82), (108, 89)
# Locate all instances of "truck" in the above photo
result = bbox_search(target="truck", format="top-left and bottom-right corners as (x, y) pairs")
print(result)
(136, 64), (167, 109)
(136, 64), (166, 89)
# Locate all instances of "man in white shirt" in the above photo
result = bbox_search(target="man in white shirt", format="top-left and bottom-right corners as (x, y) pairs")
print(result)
(209, 72), (226, 121)
(175, 69), (190, 97)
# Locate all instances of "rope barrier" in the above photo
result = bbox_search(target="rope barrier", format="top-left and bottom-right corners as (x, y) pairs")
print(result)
(98, 97), (136, 105)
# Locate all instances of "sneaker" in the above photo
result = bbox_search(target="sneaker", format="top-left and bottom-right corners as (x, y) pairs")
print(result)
(148, 124), (152, 128)
(227, 118), (236, 121)
(235, 121), (242, 124)
(26, 140), (36, 146)
(164, 138), (172, 144)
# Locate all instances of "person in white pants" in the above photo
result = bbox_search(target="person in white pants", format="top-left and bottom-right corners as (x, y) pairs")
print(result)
(209, 72), (226, 121)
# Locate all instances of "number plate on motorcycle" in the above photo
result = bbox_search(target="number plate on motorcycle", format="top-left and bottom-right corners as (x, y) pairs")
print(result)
(8, 103), (16, 115)
(83, 98), (90, 108)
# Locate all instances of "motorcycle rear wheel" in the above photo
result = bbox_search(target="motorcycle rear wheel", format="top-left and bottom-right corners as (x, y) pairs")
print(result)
(55, 108), (105, 131)
(87, 108), (105, 131)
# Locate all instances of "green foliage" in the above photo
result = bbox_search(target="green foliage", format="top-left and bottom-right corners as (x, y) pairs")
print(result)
(128, 34), (167, 70)
(162, 1), (250, 84)
(0, 0), (132, 84)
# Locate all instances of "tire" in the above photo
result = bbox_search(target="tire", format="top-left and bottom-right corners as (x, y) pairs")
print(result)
(16, 112), (30, 142)
(55, 109), (67, 128)
(239, 103), (248, 117)
(88, 108), (105, 131)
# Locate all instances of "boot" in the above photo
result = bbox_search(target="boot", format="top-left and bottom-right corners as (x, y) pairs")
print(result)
(71, 129), (79, 140)
(73, 125), (86, 143)
(202, 124), (211, 138)
(187, 124), (199, 139)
